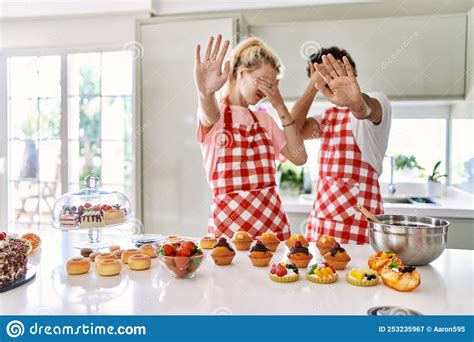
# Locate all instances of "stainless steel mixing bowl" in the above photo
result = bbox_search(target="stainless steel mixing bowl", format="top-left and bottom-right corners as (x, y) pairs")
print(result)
(368, 214), (450, 266)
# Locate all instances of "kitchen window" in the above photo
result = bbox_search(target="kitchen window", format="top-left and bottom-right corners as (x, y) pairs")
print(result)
(6, 51), (135, 232)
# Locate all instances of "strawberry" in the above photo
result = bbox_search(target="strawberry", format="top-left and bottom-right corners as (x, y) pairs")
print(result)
(173, 268), (188, 277)
(174, 256), (189, 270)
(0, 232), (6, 241)
(270, 264), (277, 274)
(176, 247), (192, 257)
(276, 263), (287, 277)
(181, 241), (196, 251)
(294, 240), (302, 248)
(84, 203), (92, 209)
(162, 244), (176, 257)
(188, 262), (198, 272)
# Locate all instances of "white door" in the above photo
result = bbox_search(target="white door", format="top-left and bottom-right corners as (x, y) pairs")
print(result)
(139, 17), (237, 236)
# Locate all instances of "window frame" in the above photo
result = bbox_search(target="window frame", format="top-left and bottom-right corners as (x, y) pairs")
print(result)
(1, 46), (137, 231)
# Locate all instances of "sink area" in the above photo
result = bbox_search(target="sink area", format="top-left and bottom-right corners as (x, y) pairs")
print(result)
(383, 196), (438, 205)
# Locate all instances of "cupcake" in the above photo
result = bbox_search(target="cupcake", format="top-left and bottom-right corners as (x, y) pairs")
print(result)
(307, 260), (338, 284)
(269, 262), (299, 283)
(285, 234), (309, 249)
(346, 267), (379, 287)
(380, 263), (421, 292)
(231, 231), (253, 251)
(211, 237), (236, 266)
(248, 240), (273, 267)
(316, 235), (338, 255)
(257, 232), (280, 252)
(199, 236), (217, 250)
(287, 240), (313, 268)
(368, 251), (403, 273)
(323, 245), (351, 270)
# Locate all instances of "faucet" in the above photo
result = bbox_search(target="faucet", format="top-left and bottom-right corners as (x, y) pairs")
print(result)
(388, 155), (396, 195)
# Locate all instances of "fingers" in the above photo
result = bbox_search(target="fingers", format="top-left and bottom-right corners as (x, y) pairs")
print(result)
(328, 54), (346, 77)
(337, 60), (347, 76)
(343, 56), (355, 77)
(195, 44), (201, 64)
(204, 36), (214, 61)
(315, 82), (333, 99)
(216, 39), (230, 65)
(314, 63), (333, 85)
(257, 77), (274, 88)
(322, 55), (338, 79)
(222, 60), (230, 79)
(211, 34), (222, 60)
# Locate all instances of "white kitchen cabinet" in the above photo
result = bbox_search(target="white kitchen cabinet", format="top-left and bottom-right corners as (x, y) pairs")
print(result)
(251, 14), (467, 100)
(138, 17), (238, 236)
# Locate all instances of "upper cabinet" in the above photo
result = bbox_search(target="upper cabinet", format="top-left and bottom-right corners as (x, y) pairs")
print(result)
(251, 14), (467, 100)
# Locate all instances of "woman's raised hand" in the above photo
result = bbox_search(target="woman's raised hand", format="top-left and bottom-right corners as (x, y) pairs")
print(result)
(194, 34), (230, 98)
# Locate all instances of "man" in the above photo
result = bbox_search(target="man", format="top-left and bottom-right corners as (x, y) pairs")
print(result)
(292, 47), (392, 244)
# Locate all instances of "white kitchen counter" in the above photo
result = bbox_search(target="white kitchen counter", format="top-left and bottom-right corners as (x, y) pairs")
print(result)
(282, 186), (474, 219)
(1, 230), (473, 315)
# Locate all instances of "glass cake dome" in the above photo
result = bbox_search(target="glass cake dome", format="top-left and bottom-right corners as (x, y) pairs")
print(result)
(51, 175), (134, 248)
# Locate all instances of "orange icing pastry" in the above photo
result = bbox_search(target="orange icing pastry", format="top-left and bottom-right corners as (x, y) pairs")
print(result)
(316, 235), (338, 255)
(257, 232), (280, 252)
(231, 231), (253, 251)
(323, 246), (351, 270)
(287, 240), (313, 268)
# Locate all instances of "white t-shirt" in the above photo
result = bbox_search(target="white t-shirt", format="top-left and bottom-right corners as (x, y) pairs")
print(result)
(314, 92), (392, 176)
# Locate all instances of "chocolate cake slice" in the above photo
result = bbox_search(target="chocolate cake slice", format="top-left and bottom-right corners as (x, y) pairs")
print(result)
(0, 237), (29, 287)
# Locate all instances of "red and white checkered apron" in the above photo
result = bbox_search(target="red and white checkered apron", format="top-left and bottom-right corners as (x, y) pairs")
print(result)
(306, 107), (384, 244)
(207, 99), (291, 240)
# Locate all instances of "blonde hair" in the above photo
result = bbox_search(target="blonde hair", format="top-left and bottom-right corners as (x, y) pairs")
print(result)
(220, 37), (284, 100)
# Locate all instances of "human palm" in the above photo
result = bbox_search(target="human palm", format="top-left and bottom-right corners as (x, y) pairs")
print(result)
(314, 54), (363, 108)
(194, 34), (230, 97)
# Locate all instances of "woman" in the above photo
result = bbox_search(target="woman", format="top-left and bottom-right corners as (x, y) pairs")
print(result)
(195, 34), (307, 240)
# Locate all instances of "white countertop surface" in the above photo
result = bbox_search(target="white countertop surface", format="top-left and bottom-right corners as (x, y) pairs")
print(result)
(1, 230), (473, 315)
(282, 186), (474, 219)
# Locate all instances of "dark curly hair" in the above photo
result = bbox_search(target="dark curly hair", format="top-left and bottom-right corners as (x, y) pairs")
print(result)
(306, 46), (357, 77)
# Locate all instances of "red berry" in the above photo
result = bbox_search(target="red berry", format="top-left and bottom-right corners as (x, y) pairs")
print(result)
(276, 264), (287, 277)
(78, 205), (84, 212)
(176, 247), (192, 257)
(270, 264), (277, 274)
(181, 241), (196, 250)
(256, 240), (263, 245)
(162, 244), (176, 256)
(294, 240), (302, 248)
(0, 232), (6, 240)
(218, 237), (227, 243)
(84, 203), (92, 209)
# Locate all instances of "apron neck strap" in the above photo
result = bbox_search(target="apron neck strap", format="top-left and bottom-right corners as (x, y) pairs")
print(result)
(224, 98), (258, 125)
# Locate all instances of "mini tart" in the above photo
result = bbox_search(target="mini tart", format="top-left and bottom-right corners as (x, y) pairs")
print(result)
(269, 263), (299, 283)
(211, 238), (236, 266)
(248, 240), (273, 267)
(316, 235), (338, 255)
(346, 268), (379, 287)
(257, 232), (280, 252)
(368, 251), (403, 273)
(285, 234), (309, 249)
(323, 246), (351, 270)
(231, 231), (253, 251)
(380, 264), (421, 292)
(306, 261), (338, 284)
(199, 236), (217, 250)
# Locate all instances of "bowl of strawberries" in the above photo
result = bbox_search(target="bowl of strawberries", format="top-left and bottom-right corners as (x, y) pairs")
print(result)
(156, 239), (205, 279)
